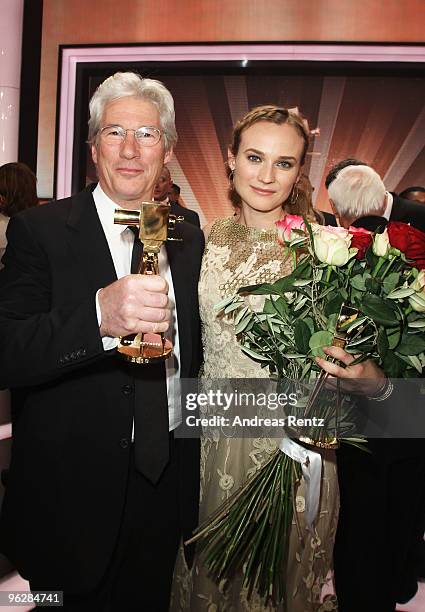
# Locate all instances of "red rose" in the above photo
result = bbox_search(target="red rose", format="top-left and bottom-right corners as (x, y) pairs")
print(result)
(348, 226), (373, 259)
(387, 222), (425, 269)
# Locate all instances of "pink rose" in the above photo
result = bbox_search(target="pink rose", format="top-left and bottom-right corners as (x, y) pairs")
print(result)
(276, 215), (305, 244)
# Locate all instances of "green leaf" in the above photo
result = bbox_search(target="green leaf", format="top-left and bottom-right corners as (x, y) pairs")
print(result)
(309, 330), (333, 357)
(382, 349), (406, 377)
(238, 282), (283, 296)
(303, 317), (316, 335)
(224, 301), (245, 314)
(408, 319), (425, 329)
(360, 294), (399, 327)
(316, 286), (335, 300)
(234, 314), (254, 334)
(324, 294), (344, 317)
(234, 306), (249, 326)
(239, 345), (270, 362)
(350, 274), (366, 291)
(294, 319), (311, 353)
(382, 272), (401, 294)
(387, 287), (415, 299)
(327, 313), (339, 333)
(214, 295), (239, 311)
(387, 326), (401, 350)
(270, 296), (288, 318)
(377, 328), (389, 360)
(293, 296), (309, 312)
(263, 298), (275, 315)
(365, 276), (381, 295)
(407, 355), (423, 374)
(397, 334), (425, 356)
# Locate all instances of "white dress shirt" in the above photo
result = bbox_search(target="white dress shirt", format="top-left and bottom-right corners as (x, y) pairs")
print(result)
(382, 192), (393, 221)
(93, 184), (181, 431)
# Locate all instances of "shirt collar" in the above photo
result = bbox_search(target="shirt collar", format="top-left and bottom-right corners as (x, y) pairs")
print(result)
(93, 184), (129, 238)
(382, 191), (393, 221)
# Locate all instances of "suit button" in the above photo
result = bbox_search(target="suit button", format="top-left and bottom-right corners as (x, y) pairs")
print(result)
(120, 438), (129, 448)
(121, 384), (134, 396)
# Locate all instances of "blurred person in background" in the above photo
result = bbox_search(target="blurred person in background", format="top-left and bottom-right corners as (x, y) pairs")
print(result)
(0, 162), (38, 265)
(168, 182), (181, 206)
(325, 159), (425, 232)
(154, 165), (200, 227)
(399, 185), (425, 205)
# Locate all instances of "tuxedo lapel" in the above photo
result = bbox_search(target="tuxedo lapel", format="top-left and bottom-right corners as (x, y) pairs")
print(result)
(66, 187), (117, 293)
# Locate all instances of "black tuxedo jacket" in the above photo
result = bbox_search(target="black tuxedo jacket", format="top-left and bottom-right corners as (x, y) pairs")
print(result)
(0, 186), (204, 591)
(170, 200), (201, 228)
(389, 193), (425, 232)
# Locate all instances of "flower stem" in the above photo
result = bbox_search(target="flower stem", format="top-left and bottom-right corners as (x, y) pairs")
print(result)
(380, 256), (395, 279)
(325, 266), (332, 284)
(372, 258), (385, 277)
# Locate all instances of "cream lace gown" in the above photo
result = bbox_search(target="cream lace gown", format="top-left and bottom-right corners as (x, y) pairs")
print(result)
(171, 218), (339, 612)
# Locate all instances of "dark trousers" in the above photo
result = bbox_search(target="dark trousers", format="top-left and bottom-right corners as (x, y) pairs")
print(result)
(334, 440), (425, 612)
(32, 437), (182, 612)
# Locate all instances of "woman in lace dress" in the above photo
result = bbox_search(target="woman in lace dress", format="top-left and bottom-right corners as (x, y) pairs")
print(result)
(172, 106), (339, 612)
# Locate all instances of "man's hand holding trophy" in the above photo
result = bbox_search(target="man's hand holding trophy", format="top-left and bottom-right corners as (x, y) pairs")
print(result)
(98, 201), (183, 364)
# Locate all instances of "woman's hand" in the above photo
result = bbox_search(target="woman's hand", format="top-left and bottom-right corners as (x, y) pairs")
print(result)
(315, 345), (386, 397)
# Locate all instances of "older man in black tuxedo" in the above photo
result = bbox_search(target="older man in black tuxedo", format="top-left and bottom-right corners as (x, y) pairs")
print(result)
(326, 163), (425, 612)
(324, 158), (425, 232)
(0, 72), (203, 611)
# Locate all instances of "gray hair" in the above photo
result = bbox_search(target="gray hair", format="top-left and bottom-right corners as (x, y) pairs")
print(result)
(328, 165), (386, 218)
(88, 72), (177, 152)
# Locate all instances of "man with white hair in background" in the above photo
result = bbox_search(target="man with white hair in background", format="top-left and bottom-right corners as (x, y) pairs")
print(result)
(326, 163), (425, 612)
(327, 164), (388, 230)
(325, 158), (425, 232)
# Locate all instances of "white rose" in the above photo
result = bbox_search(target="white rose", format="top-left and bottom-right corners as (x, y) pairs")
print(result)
(409, 270), (425, 313)
(372, 229), (390, 258)
(313, 226), (352, 266)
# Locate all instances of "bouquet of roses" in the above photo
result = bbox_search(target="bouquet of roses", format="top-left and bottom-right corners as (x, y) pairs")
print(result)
(187, 215), (425, 604)
(225, 216), (425, 380)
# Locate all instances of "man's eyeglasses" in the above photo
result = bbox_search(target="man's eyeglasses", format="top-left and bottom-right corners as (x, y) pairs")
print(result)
(99, 125), (162, 147)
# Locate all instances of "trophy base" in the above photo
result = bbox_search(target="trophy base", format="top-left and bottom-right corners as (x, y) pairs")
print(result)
(299, 436), (340, 450)
(117, 333), (173, 364)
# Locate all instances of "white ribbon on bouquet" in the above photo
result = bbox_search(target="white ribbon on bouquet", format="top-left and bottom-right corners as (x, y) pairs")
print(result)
(278, 436), (322, 531)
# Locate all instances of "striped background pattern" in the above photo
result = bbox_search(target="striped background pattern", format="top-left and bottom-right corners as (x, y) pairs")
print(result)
(87, 73), (425, 224)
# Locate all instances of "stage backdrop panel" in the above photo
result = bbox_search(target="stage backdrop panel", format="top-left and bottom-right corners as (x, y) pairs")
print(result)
(56, 46), (425, 222)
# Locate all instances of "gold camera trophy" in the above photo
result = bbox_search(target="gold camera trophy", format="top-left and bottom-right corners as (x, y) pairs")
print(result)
(114, 202), (182, 364)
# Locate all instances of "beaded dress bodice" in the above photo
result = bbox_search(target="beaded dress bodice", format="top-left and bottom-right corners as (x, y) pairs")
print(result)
(199, 217), (292, 379)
